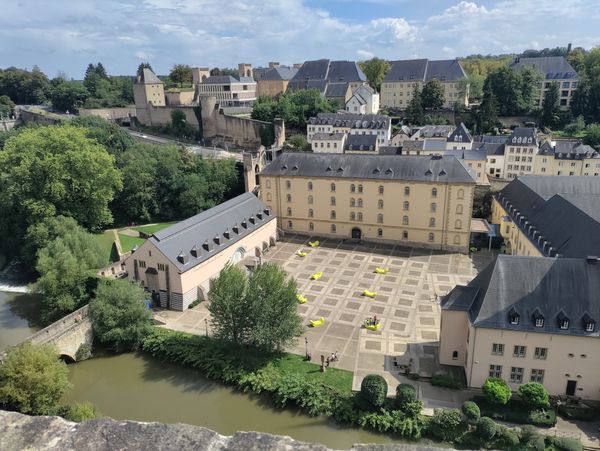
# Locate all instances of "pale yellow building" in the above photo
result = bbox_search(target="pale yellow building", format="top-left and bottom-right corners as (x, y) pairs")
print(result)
(256, 66), (298, 98)
(440, 255), (600, 399)
(133, 68), (165, 107)
(125, 193), (277, 310)
(259, 153), (476, 253)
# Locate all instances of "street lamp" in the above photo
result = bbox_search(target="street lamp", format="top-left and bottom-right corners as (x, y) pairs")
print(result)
(204, 318), (208, 337)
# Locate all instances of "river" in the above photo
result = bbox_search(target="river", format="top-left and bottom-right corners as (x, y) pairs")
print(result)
(0, 290), (397, 448)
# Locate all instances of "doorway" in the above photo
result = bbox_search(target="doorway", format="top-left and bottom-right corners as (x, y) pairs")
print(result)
(351, 228), (362, 240)
(566, 380), (577, 396)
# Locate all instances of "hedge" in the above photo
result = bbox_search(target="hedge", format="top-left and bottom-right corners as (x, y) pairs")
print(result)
(430, 373), (463, 389)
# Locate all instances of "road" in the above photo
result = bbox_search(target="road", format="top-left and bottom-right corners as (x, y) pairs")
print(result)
(125, 129), (243, 162)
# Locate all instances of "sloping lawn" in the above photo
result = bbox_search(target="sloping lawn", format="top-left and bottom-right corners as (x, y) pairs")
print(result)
(131, 222), (176, 236)
(92, 231), (119, 263)
(118, 234), (146, 253)
(274, 353), (353, 392)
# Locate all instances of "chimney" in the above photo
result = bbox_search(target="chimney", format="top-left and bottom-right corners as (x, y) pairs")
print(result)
(268, 62), (280, 69)
(567, 43), (572, 54)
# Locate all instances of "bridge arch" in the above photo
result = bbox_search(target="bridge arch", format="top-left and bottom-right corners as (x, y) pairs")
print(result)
(60, 354), (76, 364)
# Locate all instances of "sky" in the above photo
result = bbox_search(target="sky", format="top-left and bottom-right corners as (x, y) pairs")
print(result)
(1, 0), (599, 78)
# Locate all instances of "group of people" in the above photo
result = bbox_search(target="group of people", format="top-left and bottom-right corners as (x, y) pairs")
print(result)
(365, 315), (380, 326)
(305, 351), (339, 365)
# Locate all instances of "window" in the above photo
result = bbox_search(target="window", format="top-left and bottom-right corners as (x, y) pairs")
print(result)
(357, 198), (363, 207)
(455, 219), (462, 229)
(513, 345), (526, 358)
(286, 194), (292, 202)
(350, 184), (356, 193)
(456, 204), (463, 214)
(358, 184), (363, 193)
(535, 317), (544, 328)
(308, 181), (313, 190)
(492, 343), (504, 356)
(452, 351), (458, 360)
(286, 207), (292, 216)
(402, 215), (409, 225)
(330, 210), (336, 219)
(489, 364), (502, 378)
(429, 218), (436, 227)
(308, 209), (314, 218)
(357, 212), (363, 221)
(377, 213), (383, 224)
(457, 189), (464, 199)
(510, 367), (524, 383)
(453, 235), (460, 245)
(377, 228), (383, 237)
(330, 183), (336, 192)
(287, 220), (293, 229)
(534, 347), (547, 360)
(157, 263), (165, 271)
(350, 212), (356, 221)
(404, 186), (410, 196)
(403, 201), (409, 211)
(430, 202), (437, 213)
(585, 321), (596, 332)
(266, 193), (272, 201)
(378, 199), (384, 209)
(350, 198), (356, 207)
(560, 319), (569, 329)
(138, 260), (146, 269)
(331, 224), (336, 233)
(378, 185), (384, 195)
(330, 196), (336, 206)
(530, 369), (545, 383)
(266, 180), (271, 189)
(428, 233), (435, 242)
(402, 231), (408, 239)
(308, 195), (313, 204)
(431, 188), (437, 197)
(286, 180), (291, 189)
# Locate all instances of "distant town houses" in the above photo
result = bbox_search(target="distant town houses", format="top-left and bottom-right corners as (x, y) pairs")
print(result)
(307, 113), (392, 149)
(256, 64), (298, 99)
(346, 84), (380, 114)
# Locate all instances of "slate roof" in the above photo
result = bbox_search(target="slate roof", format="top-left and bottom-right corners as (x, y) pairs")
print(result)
(401, 141), (425, 153)
(472, 142), (505, 156)
(308, 113), (390, 129)
(260, 153), (477, 183)
(412, 125), (454, 139)
(139, 68), (163, 84)
(379, 146), (402, 155)
(146, 193), (274, 272)
(442, 255), (600, 337)
(422, 139), (447, 152)
(291, 59), (366, 83)
(506, 127), (538, 146)
(448, 123), (472, 143)
(260, 67), (298, 81)
(509, 56), (579, 80)
(203, 75), (239, 84)
(344, 134), (378, 151)
(495, 176), (600, 257)
(538, 140), (599, 159)
(325, 82), (350, 98)
(474, 135), (509, 144)
(384, 59), (466, 82)
(311, 132), (345, 141)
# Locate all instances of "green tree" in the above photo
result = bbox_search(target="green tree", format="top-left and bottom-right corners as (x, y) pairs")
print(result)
(461, 400), (481, 423)
(427, 408), (465, 442)
(0, 66), (51, 104)
(57, 402), (100, 422)
(406, 85), (424, 125)
(358, 57), (390, 92)
(70, 115), (135, 154)
(90, 279), (152, 352)
(50, 78), (89, 112)
(475, 77), (499, 133)
(285, 134), (310, 151)
(541, 81), (560, 128)
(0, 94), (15, 116)
(359, 374), (388, 409)
(421, 79), (445, 109)
(475, 416), (497, 441)
(584, 123), (600, 148)
(246, 263), (303, 351)
(517, 66), (543, 112)
(518, 382), (550, 411)
(0, 342), (71, 415)
(137, 62), (153, 78)
(169, 64), (193, 87)
(482, 377), (512, 406)
(395, 383), (417, 406)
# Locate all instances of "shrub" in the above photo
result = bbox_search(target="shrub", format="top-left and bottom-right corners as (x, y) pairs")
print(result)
(396, 383), (417, 406)
(493, 426), (520, 448)
(401, 400), (423, 418)
(475, 416), (497, 441)
(518, 382), (549, 410)
(75, 343), (92, 361)
(426, 408), (466, 442)
(546, 436), (583, 451)
(430, 373), (463, 389)
(357, 409), (424, 439)
(462, 401), (481, 423)
(482, 377), (511, 405)
(360, 374), (388, 409)
(57, 402), (100, 422)
(520, 425), (545, 450)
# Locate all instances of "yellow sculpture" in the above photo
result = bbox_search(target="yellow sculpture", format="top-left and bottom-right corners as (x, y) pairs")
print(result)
(308, 240), (320, 247)
(310, 317), (325, 327)
(296, 250), (307, 257)
(296, 294), (308, 304)
(363, 289), (377, 298)
(374, 267), (389, 274)
(311, 271), (323, 280)
(364, 321), (381, 331)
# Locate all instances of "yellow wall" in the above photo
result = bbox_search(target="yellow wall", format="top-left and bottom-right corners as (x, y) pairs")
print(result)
(257, 79), (289, 98)
(491, 199), (542, 257)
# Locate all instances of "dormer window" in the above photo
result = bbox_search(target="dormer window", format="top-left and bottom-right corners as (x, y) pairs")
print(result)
(582, 313), (596, 332)
(509, 308), (520, 325)
(560, 319), (569, 330)
(532, 309), (544, 328)
(557, 311), (569, 330)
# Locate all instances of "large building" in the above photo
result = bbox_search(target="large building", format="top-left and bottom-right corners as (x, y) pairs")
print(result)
(491, 176), (600, 258)
(133, 68), (166, 107)
(503, 127), (539, 179)
(381, 59), (468, 110)
(440, 254), (600, 399)
(259, 153), (476, 252)
(195, 75), (257, 108)
(256, 66), (298, 98)
(307, 113), (392, 146)
(346, 84), (380, 114)
(509, 56), (579, 109)
(124, 193), (277, 311)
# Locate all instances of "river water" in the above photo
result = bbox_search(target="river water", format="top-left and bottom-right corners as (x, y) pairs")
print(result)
(0, 289), (396, 448)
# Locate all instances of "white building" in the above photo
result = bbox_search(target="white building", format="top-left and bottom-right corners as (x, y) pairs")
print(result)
(346, 85), (379, 114)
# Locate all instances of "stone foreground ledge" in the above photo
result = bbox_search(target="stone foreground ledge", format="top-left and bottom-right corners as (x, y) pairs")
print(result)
(0, 410), (450, 451)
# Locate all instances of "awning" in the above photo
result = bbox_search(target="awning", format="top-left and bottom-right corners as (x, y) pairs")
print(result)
(470, 218), (493, 234)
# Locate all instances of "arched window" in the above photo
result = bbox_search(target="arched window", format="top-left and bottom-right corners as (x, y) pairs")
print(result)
(457, 189), (464, 200)
(330, 196), (336, 206)
(266, 192), (272, 201)
(430, 202), (437, 213)
(266, 179), (271, 189)
(402, 215), (409, 225)
(350, 184), (356, 193)
(350, 212), (356, 221)
(404, 186), (410, 196)
(357, 198), (363, 207)
(378, 199), (384, 209)
(402, 231), (408, 239)
(453, 235), (461, 245)
(431, 188), (437, 198)
(308, 208), (313, 218)
(287, 220), (293, 229)
(309, 222), (314, 231)
(452, 351), (458, 360)
(330, 183), (336, 192)
(456, 204), (463, 214)
(307, 181), (313, 191)
(378, 185), (384, 195)
(330, 210), (336, 219)
(286, 180), (291, 189)
(455, 219), (462, 229)
(350, 198), (356, 207)
(403, 201), (409, 211)
(331, 224), (336, 233)
(429, 217), (436, 227)
(308, 195), (313, 204)
(358, 184), (363, 193)
(287, 207), (292, 216)
(428, 232), (435, 242)
(377, 213), (383, 224)
(377, 228), (383, 237)
(286, 194), (292, 202)
(357, 212), (363, 221)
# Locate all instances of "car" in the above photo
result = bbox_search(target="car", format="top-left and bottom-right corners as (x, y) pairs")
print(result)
(308, 240), (320, 247)
(297, 250), (308, 257)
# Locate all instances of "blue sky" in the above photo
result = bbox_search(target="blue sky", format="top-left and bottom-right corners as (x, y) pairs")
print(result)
(1, 0), (598, 78)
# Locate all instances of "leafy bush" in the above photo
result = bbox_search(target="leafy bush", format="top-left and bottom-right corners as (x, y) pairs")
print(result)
(462, 400), (481, 423)
(360, 375), (388, 409)
(546, 436), (583, 451)
(493, 425), (520, 449)
(75, 343), (92, 361)
(426, 408), (466, 442)
(520, 425), (545, 450)
(475, 416), (497, 441)
(401, 400), (424, 418)
(518, 382), (550, 410)
(430, 373), (463, 389)
(56, 402), (100, 422)
(396, 383), (417, 406)
(357, 409), (424, 439)
(558, 403), (600, 421)
(475, 396), (555, 426)
(482, 377), (512, 405)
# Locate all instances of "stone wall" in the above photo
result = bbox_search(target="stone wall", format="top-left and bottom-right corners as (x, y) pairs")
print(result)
(0, 119), (17, 132)
(0, 411), (449, 451)
(78, 107), (136, 121)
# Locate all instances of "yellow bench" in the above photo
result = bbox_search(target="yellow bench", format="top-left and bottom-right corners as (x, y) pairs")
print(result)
(364, 322), (381, 331)
(309, 317), (325, 327)
(311, 271), (323, 280)
(308, 240), (320, 247)
(374, 267), (389, 274)
(296, 250), (307, 257)
(296, 294), (308, 304)
(362, 289), (377, 298)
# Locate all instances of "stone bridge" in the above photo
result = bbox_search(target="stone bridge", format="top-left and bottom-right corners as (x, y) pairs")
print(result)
(1, 305), (93, 363)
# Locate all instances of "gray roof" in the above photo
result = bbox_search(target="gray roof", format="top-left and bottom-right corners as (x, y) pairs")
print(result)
(509, 56), (579, 80)
(445, 149), (487, 161)
(146, 193), (275, 272)
(378, 146), (402, 155)
(401, 141), (425, 153)
(412, 125), (454, 139)
(384, 59), (466, 83)
(292, 59), (366, 83)
(311, 132), (345, 141)
(422, 139), (447, 152)
(496, 176), (600, 257)
(474, 135), (509, 144)
(260, 66), (298, 81)
(344, 134), (377, 151)
(442, 255), (600, 337)
(308, 113), (390, 129)
(260, 153), (476, 183)
(448, 123), (472, 143)
(325, 82), (350, 98)
(472, 142), (505, 156)
(539, 140), (598, 159)
(203, 75), (239, 84)
(507, 127), (538, 146)
(139, 68), (163, 84)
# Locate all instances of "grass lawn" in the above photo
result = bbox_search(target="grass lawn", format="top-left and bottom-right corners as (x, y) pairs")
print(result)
(273, 353), (353, 393)
(92, 231), (119, 263)
(131, 222), (176, 236)
(118, 234), (146, 253)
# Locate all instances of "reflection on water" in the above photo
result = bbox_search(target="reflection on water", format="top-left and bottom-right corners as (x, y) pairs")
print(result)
(64, 353), (398, 448)
(0, 291), (43, 351)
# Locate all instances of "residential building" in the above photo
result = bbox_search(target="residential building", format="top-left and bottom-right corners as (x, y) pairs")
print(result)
(346, 84), (380, 114)
(509, 56), (579, 109)
(195, 74), (257, 108)
(311, 132), (346, 153)
(534, 140), (600, 176)
(390, 126), (412, 146)
(381, 59), (468, 110)
(133, 68), (166, 107)
(344, 134), (379, 154)
(307, 112), (392, 146)
(440, 254), (600, 399)
(445, 123), (473, 150)
(410, 125), (455, 141)
(124, 193), (277, 311)
(503, 127), (538, 179)
(491, 176), (600, 257)
(259, 153), (476, 252)
(256, 66), (298, 98)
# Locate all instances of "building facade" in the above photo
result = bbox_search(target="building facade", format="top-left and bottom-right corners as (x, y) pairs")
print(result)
(259, 153), (476, 253)
(256, 66), (298, 98)
(440, 255), (600, 399)
(195, 75), (257, 108)
(346, 84), (380, 114)
(133, 68), (166, 107)
(307, 113), (392, 146)
(124, 193), (277, 311)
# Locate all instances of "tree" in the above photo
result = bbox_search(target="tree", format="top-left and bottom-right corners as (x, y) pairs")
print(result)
(0, 66), (51, 104)
(517, 66), (543, 113)
(57, 402), (100, 422)
(359, 374), (388, 409)
(396, 383), (417, 406)
(461, 400), (481, 423)
(170, 109), (195, 138)
(541, 81), (560, 128)
(50, 78), (89, 112)
(90, 279), (153, 352)
(358, 57), (390, 92)
(406, 85), (424, 125)
(475, 77), (499, 133)
(285, 134), (310, 151)
(0, 94), (15, 116)
(70, 115), (135, 154)
(475, 416), (497, 441)
(137, 62), (153, 78)
(0, 125), (122, 258)
(518, 382), (550, 411)
(169, 64), (193, 87)
(482, 378), (512, 406)
(421, 79), (445, 109)
(0, 342), (71, 415)
(584, 123), (600, 148)
(427, 408), (465, 442)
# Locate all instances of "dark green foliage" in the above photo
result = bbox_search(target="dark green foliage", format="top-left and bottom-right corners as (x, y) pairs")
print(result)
(169, 109), (197, 139)
(494, 426), (520, 449)
(137, 62), (153, 77)
(49, 78), (89, 112)
(426, 408), (466, 442)
(360, 375), (388, 409)
(486, 66), (542, 115)
(285, 134), (311, 151)
(395, 383), (417, 407)
(430, 373), (463, 389)
(0, 94), (16, 116)
(70, 115), (135, 155)
(546, 436), (584, 451)
(541, 82), (560, 128)
(558, 403), (600, 421)
(518, 382), (550, 410)
(75, 343), (92, 361)
(520, 425), (546, 450)
(421, 80), (445, 109)
(0, 66), (51, 104)
(482, 377), (511, 405)
(79, 63), (132, 109)
(90, 278), (153, 352)
(584, 123), (600, 148)
(169, 64), (193, 87)
(475, 78), (499, 133)
(358, 58), (390, 92)
(56, 402), (100, 422)
(462, 400), (481, 423)
(259, 123), (275, 147)
(406, 85), (424, 125)
(475, 396), (555, 426)
(356, 409), (424, 439)
(475, 416), (497, 440)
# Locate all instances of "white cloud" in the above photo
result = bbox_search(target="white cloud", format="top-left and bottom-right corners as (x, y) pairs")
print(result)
(369, 18), (416, 42)
(357, 49), (374, 59)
